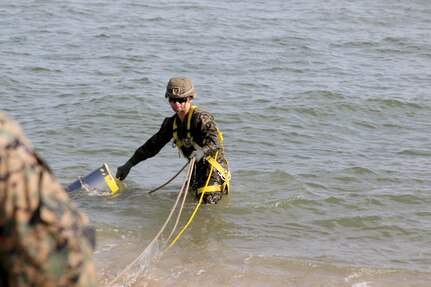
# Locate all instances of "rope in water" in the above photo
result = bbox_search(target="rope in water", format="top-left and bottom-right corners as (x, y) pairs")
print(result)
(105, 158), (195, 287)
(163, 172), (190, 245)
(160, 151), (217, 256)
(147, 161), (189, 194)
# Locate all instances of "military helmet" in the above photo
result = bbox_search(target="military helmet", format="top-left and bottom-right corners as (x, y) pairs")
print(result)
(165, 76), (197, 99)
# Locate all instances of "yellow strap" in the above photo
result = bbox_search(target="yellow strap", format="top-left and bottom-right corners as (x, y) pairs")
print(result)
(205, 155), (231, 182)
(224, 180), (230, 194)
(197, 184), (222, 193)
(173, 107), (231, 193)
(173, 119), (179, 146)
(186, 105), (196, 138)
(164, 155), (214, 252)
(195, 155), (231, 194)
(217, 127), (224, 142)
(173, 105), (196, 149)
(197, 181), (230, 194)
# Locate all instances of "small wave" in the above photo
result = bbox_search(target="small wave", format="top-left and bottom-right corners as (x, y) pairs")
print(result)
(24, 66), (61, 73)
(329, 215), (383, 229)
(297, 90), (347, 101)
(234, 169), (294, 179)
(352, 120), (377, 129)
(367, 98), (426, 110)
(252, 195), (302, 209)
(349, 166), (378, 175)
(332, 40), (377, 49)
(332, 167), (378, 183)
(384, 194), (425, 205)
(397, 149), (431, 156)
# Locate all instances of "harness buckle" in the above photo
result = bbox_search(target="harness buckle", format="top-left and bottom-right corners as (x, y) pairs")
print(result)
(219, 170), (231, 181)
(182, 137), (193, 148)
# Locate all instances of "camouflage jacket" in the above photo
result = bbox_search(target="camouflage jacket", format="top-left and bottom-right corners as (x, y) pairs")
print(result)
(0, 112), (96, 287)
(129, 106), (228, 189)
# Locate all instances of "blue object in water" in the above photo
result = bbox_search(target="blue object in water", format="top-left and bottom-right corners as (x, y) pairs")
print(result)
(66, 163), (123, 193)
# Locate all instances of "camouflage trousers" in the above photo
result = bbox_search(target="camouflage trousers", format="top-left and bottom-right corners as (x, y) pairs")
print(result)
(191, 157), (230, 204)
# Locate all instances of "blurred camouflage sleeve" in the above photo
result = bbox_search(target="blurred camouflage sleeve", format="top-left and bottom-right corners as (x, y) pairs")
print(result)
(0, 112), (96, 287)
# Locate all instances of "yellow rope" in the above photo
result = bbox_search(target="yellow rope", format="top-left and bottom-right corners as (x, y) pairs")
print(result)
(163, 164), (192, 245)
(105, 158), (195, 286)
(106, 151), (220, 285)
(161, 151), (218, 255)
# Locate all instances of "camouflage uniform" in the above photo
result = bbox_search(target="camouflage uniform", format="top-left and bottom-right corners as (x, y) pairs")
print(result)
(129, 106), (229, 204)
(0, 112), (96, 287)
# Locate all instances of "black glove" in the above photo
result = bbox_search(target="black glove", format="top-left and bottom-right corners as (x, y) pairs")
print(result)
(116, 160), (134, 180)
(189, 149), (205, 162)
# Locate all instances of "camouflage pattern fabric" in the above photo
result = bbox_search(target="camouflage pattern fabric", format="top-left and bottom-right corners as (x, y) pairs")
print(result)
(0, 112), (96, 287)
(165, 76), (197, 99)
(129, 106), (229, 203)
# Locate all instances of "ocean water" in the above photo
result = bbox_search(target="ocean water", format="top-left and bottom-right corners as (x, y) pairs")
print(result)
(1, 0), (431, 286)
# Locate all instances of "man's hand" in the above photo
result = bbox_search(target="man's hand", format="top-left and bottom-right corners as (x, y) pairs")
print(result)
(189, 149), (205, 162)
(116, 160), (134, 180)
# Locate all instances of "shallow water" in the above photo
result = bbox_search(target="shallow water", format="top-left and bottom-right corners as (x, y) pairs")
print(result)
(2, 0), (431, 286)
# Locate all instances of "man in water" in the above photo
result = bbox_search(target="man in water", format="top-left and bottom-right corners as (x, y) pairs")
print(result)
(116, 76), (231, 204)
(0, 112), (96, 286)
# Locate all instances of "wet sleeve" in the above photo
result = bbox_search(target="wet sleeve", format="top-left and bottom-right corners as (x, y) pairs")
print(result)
(129, 117), (173, 164)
